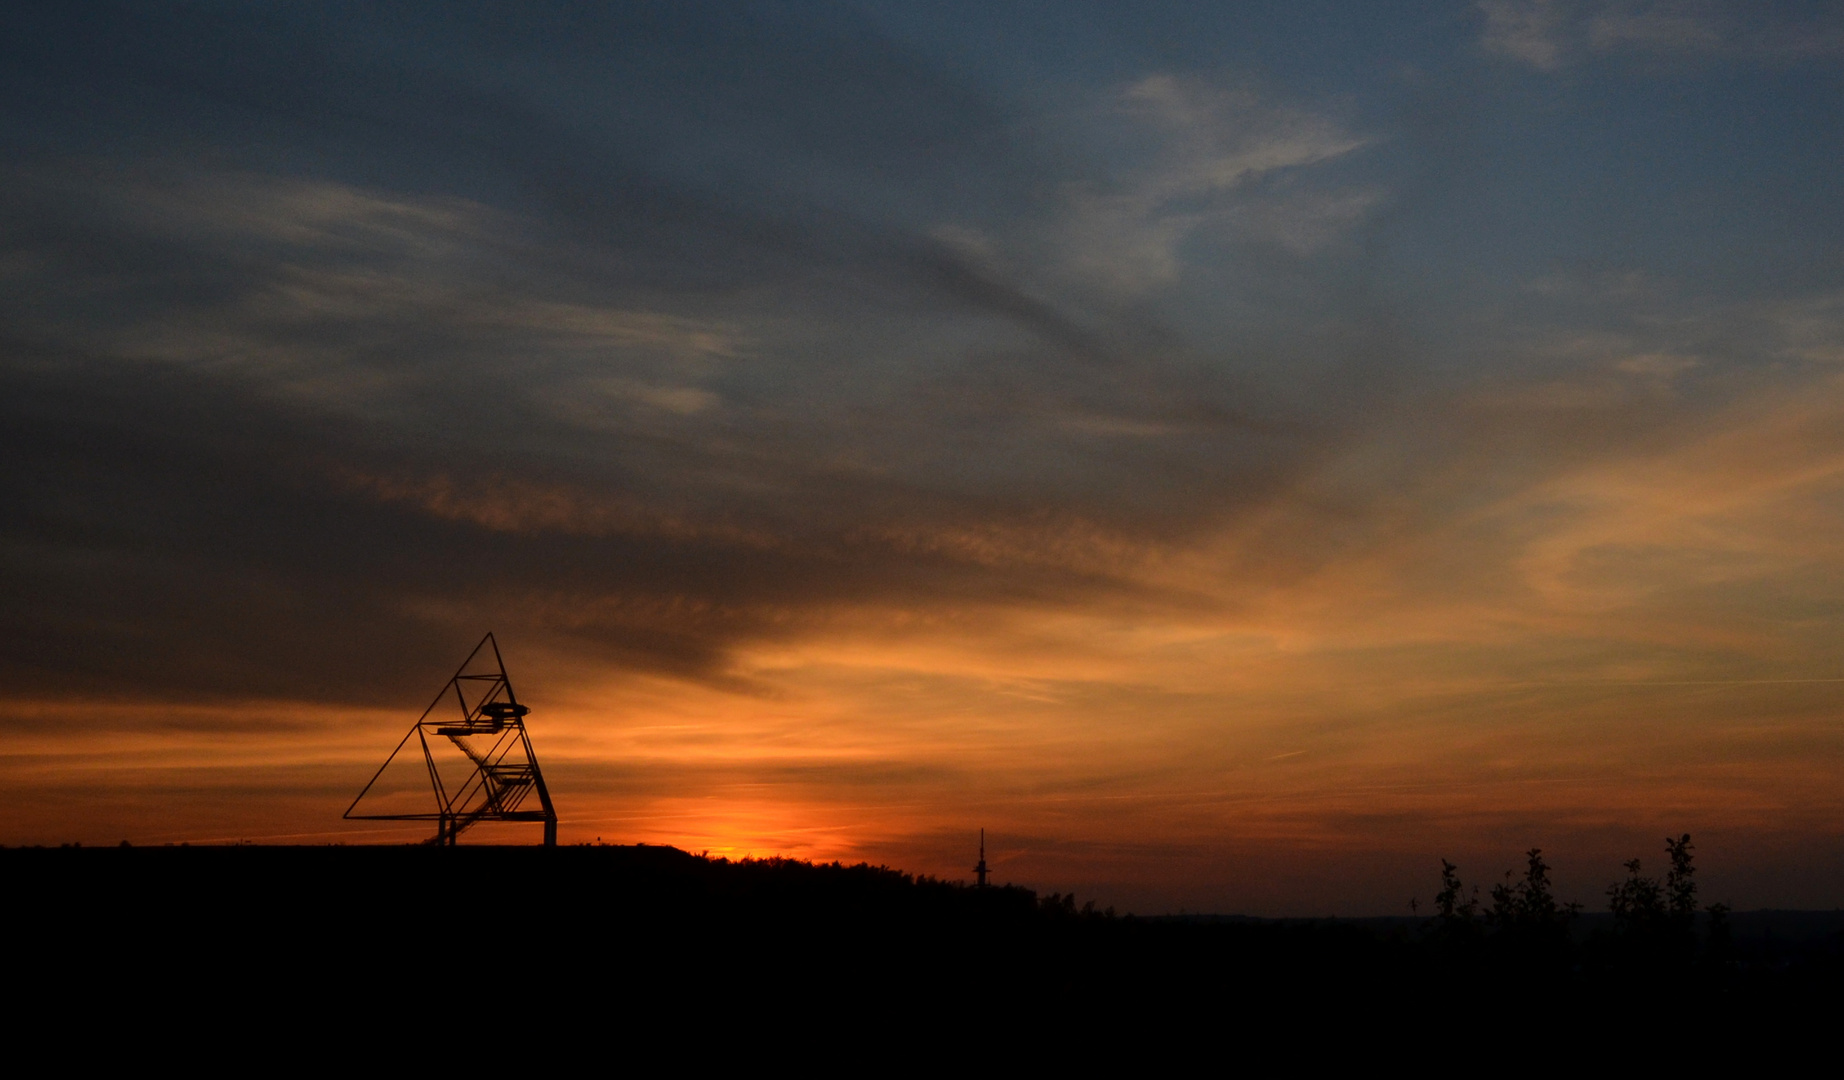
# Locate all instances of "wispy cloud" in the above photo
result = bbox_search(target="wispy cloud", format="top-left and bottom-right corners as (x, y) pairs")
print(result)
(1480, 0), (1576, 70)
(1479, 0), (1844, 70)
(951, 75), (1375, 297)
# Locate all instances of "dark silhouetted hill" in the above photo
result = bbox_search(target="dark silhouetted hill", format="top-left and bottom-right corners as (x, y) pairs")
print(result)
(8, 844), (1841, 1054)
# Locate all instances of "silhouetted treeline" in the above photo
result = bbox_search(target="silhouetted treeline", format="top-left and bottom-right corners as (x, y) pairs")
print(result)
(1416, 834), (1802, 997)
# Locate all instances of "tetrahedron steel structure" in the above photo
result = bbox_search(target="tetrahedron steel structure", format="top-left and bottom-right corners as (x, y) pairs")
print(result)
(346, 633), (557, 846)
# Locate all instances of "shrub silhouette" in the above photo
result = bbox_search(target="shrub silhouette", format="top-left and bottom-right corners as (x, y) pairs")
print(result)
(1594, 833), (1736, 979)
(1664, 833), (1697, 924)
(1607, 856), (1666, 932)
(1433, 859), (1479, 925)
(1487, 848), (1578, 930)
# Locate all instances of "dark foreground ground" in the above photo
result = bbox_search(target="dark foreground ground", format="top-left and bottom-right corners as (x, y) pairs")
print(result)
(8, 844), (1840, 1057)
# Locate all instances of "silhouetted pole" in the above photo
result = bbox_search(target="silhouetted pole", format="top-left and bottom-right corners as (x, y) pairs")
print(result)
(974, 828), (990, 888)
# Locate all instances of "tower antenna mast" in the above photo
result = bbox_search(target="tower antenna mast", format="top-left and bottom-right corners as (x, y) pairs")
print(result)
(974, 828), (990, 888)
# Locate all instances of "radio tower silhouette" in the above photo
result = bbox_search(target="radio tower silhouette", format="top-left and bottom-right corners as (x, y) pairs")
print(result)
(974, 828), (990, 888)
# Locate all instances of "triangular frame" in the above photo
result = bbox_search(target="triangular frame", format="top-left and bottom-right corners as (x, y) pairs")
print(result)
(346, 633), (558, 846)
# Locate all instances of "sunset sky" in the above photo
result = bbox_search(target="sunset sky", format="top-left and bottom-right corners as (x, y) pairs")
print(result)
(6, 2), (1844, 915)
